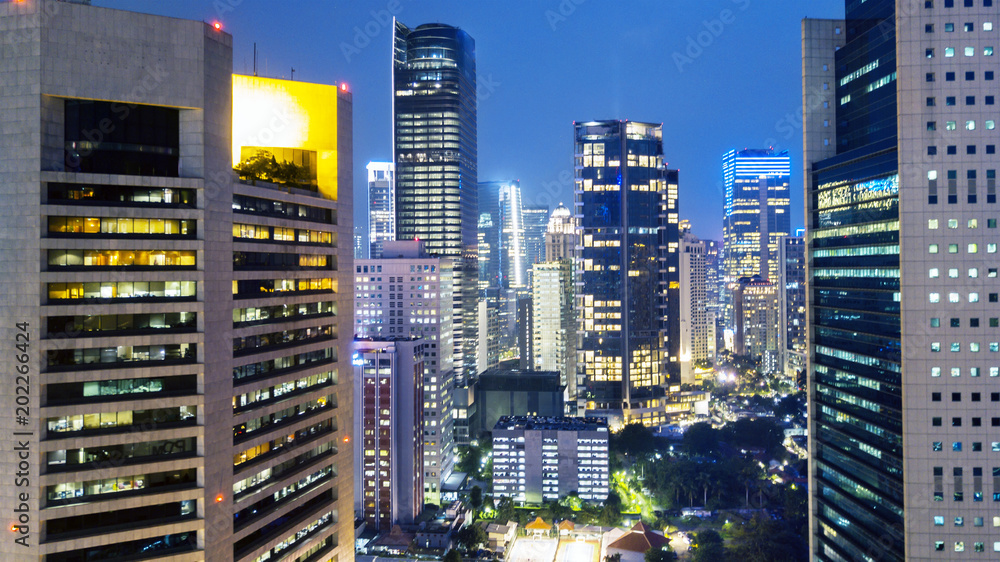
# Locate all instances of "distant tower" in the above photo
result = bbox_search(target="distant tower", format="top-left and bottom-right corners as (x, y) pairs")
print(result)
(721, 148), (790, 335)
(367, 161), (395, 258)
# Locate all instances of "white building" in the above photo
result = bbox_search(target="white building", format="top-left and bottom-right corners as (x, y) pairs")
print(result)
(679, 232), (713, 384)
(492, 416), (609, 503)
(355, 240), (455, 505)
(531, 260), (577, 411)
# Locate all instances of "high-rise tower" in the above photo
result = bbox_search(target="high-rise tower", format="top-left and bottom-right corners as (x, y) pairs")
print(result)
(721, 148), (791, 334)
(368, 161), (395, 259)
(805, 2), (999, 559)
(575, 120), (679, 426)
(0, 4), (354, 560)
(393, 21), (478, 385)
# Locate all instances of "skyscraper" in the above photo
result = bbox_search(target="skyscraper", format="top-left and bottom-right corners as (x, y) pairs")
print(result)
(522, 205), (550, 281)
(368, 161), (395, 259)
(575, 120), (679, 426)
(0, 4), (354, 560)
(532, 260), (576, 410)
(721, 148), (791, 333)
(777, 235), (805, 381)
(733, 275), (778, 373)
(354, 241), (456, 505)
(393, 21), (478, 384)
(499, 180), (526, 290)
(804, 3), (998, 559)
(545, 203), (576, 262)
(353, 337), (424, 532)
(679, 232), (712, 384)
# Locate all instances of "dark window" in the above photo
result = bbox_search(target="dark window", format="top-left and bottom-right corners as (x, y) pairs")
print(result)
(953, 392), (962, 402)
(988, 145), (996, 154)
(948, 146), (957, 155)
(928, 146), (938, 155)
(973, 417), (982, 426)
(927, 23), (935, 32)
(987, 71), (995, 80)
(947, 71), (956, 81)
(929, 121), (938, 130)
(928, 73), (936, 82)
(951, 318), (961, 327)
(946, 96), (957, 106)
(967, 71), (976, 80)
(933, 392), (943, 401)
(64, 100), (179, 177)
(954, 417), (963, 427)
(928, 97), (936, 106)
(968, 145), (977, 155)
(933, 417), (943, 426)
(973, 393), (981, 401)
(967, 96), (976, 105)
(971, 318), (980, 327)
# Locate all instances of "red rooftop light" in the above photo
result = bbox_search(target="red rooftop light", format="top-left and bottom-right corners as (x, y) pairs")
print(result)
(213, 22), (222, 31)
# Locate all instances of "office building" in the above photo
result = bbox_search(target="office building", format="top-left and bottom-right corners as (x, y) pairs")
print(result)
(367, 162), (395, 259)
(679, 232), (712, 385)
(499, 180), (526, 290)
(355, 241), (455, 505)
(721, 148), (791, 332)
(522, 205), (550, 283)
(532, 260), (577, 409)
(492, 416), (609, 503)
(575, 120), (680, 426)
(478, 180), (504, 291)
(777, 235), (805, 381)
(803, 3), (1000, 559)
(516, 296), (533, 370)
(393, 21), (478, 385)
(472, 369), (565, 438)
(0, 3), (354, 560)
(355, 225), (365, 259)
(354, 338), (424, 532)
(733, 275), (778, 374)
(545, 203), (576, 262)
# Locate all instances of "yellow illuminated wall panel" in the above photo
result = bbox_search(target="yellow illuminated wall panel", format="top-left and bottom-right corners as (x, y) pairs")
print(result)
(232, 74), (340, 200)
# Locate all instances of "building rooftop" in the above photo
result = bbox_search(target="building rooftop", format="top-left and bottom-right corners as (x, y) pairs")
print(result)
(493, 415), (608, 432)
(476, 368), (564, 392)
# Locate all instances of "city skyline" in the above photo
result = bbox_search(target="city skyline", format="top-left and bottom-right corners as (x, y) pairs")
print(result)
(96, 0), (846, 242)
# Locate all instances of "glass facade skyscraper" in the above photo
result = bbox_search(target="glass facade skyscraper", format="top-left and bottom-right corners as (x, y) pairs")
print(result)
(805, 1), (999, 559)
(393, 20), (479, 384)
(721, 148), (791, 333)
(367, 161), (395, 259)
(575, 120), (679, 426)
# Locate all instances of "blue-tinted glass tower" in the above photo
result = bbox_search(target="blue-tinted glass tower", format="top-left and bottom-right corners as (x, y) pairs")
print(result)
(393, 21), (478, 386)
(575, 120), (679, 426)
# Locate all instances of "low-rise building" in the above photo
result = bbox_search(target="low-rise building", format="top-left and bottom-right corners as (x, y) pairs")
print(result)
(492, 416), (609, 503)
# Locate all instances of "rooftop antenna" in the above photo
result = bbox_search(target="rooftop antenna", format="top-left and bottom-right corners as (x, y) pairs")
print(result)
(291, 67), (295, 81)
(253, 43), (258, 76)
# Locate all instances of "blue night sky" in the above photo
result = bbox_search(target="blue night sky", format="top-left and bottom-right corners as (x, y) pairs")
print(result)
(97, 0), (845, 242)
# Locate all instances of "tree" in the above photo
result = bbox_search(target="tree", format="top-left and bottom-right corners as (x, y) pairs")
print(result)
(604, 554), (622, 562)
(470, 486), (483, 511)
(611, 423), (656, 458)
(682, 422), (720, 456)
(644, 546), (678, 562)
(691, 530), (725, 562)
(495, 497), (515, 523)
(443, 549), (463, 562)
(455, 524), (488, 552)
(600, 492), (623, 526)
(726, 514), (807, 562)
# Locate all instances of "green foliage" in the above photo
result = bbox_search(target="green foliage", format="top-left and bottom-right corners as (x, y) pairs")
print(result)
(455, 523), (488, 552)
(682, 422), (720, 456)
(691, 529), (726, 562)
(470, 486), (483, 510)
(494, 497), (515, 523)
(443, 548), (463, 562)
(611, 423), (657, 458)
(600, 492), (623, 526)
(724, 418), (784, 457)
(644, 546), (678, 562)
(604, 554), (622, 562)
(726, 514), (807, 562)
(234, 149), (310, 188)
